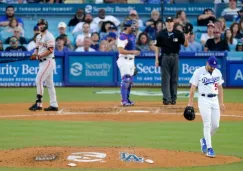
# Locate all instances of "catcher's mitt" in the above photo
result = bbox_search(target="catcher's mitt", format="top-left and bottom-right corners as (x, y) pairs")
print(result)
(30, 54), (39, 60)
(183, 106), (195, 121)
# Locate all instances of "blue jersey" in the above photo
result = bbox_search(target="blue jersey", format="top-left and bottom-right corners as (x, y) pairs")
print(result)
(118, 33), (136, 51)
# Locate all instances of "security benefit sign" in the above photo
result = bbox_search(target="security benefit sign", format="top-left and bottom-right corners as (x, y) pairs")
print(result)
(179, 57), (222, 86)
(130, 58), (161, 86)
(67, 55), (115, 86)
(0, 58), (63, 87)
(227, 62), (243, 87)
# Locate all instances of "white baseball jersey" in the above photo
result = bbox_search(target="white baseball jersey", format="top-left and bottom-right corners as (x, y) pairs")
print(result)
(117, 37), (134, 59)
(190, 66), (224, 95)
(36, 31), (55, 58)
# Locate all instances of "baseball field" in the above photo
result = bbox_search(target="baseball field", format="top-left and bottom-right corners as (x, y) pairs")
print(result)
(0, 87), (243, 171)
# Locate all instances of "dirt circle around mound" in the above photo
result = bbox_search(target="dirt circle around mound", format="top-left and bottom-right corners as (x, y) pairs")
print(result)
(0, 147), (241, 169)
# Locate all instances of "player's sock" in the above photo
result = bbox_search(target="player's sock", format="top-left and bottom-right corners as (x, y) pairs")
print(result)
(36, 94), (43, 107)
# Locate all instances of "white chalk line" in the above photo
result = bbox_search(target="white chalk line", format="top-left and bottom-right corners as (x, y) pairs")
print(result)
(0, 106), (242, 118)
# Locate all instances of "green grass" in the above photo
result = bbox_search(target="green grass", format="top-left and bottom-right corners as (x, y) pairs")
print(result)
(0, 87), (243, 170)
(0, 87), (243, 103)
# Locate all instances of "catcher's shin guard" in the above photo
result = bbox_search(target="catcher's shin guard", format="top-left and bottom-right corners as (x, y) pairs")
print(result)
(121, 74), (132, 106)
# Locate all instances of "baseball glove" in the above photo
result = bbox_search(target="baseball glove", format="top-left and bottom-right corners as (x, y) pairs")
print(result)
(30, 54), (39, 60)
(183, 106), (195, 121)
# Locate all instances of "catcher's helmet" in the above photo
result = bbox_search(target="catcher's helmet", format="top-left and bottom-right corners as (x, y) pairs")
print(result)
(37, 19), (48, 32)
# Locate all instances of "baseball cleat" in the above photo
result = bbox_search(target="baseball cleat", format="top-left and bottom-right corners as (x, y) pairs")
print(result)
(206, 148), (215, 158)
(121, 101), (131, 107)
(29, 103), (42, 111)
(200, 138), (207, 154)
(128, 99), (134, 106)
(44, 106), (58, 111)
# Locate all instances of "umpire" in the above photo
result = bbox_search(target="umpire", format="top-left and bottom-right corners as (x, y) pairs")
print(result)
(155, 16), (189, 105)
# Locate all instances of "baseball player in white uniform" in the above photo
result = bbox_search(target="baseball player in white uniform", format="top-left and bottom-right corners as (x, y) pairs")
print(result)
(29, 19), (58, 111)
(187, 56), (225, 158)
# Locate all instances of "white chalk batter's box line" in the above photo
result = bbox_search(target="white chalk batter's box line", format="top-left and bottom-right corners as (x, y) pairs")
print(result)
(0, 106), (242, 118)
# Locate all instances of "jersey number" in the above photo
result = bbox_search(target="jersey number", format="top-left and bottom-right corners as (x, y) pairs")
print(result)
(214, 83), (218, 90)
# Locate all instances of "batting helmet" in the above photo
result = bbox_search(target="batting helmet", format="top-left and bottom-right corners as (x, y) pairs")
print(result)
(37, 19), (48, 32)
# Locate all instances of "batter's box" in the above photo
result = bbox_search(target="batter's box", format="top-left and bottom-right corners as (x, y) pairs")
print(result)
(60, 107), (122, 115)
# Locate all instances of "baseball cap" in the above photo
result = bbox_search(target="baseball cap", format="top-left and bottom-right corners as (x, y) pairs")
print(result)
(124, 20), (133, 27)
(166, 16), (173, 22)
(58, 22), (67, 28)
(129, 10), (138, 16)
(207, 22), (215, 28)
(33, 25), (39, 31)
(107, 32), (117, 39)
(109, 25), (118, 30)
(238, 7), (243, 13)
(207, 56), (218, 68)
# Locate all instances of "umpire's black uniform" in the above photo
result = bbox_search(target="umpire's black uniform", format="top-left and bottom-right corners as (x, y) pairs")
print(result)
(155, 17), (186, 105)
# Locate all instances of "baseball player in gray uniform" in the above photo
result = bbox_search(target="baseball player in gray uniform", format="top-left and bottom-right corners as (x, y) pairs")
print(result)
(29, 19), (58, 111)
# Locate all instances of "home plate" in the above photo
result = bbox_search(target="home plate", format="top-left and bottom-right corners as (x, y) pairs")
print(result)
(127, 110), (150, 113)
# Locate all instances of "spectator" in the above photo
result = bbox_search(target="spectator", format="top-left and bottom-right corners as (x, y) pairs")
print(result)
(239, 18), (243, 34)
(181, 32), (202, 52)
(218, 17), (227, 34)
(174, 10), (189, 26)
(27, 33), (39, 51)
(59, 33), (73, 50)
(125, 10), (144, 30)
(93, 9), (120, 28)
(145, 9), (162, 27)
(230, 22), (243, 39)
(103, 0), (127, 3)
(197, 8), (216, 26)
(106, 31), (117, 51)
(221, 0), (240, 20)
(75, 22), (91, 47)
(200, 22), (214, 46)
(68, 8), (85, 27)
(144, 20), (164, 40)
(0, 40), (3, 51)
(55, 36), (70, 52)
(5, 26), (27, 45)
(73, 13), (97, 34)
(28, 25), (39, 43)
(0, 5), (24, 27)
(136, 32), (151, 51)
(5, 36), (27, 52)
(236, 42), (243, 51)
(4, 17), (25, 36)
(56, 21), (73, 49)
(75, 37), (95, 52)
(174, 23), (184, 33)
(98, 40), (110, 52)
(100, 21), (115, 40)
(90, 32), (100, 51)
(235, 7), (243, 22)
(225, 29), (238, 51)
(108, 25), (118, 35)
(204, 26), (229, 52)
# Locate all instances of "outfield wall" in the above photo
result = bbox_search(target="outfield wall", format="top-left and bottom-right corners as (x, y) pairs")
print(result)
(0, 51), (242, 87)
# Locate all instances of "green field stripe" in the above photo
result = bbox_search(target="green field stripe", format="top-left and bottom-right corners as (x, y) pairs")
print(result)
(0, 88), (243, 103)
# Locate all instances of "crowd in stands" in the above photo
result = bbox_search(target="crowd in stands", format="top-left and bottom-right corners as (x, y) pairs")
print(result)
(0, 0), (243, 53)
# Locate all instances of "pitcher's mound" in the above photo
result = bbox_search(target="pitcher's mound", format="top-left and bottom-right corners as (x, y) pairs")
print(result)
(0, 147), (241, 168)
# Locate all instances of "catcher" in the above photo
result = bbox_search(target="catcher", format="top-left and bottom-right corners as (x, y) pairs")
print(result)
(29, 19), (58, 111)
(185, 56), (225, 158)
